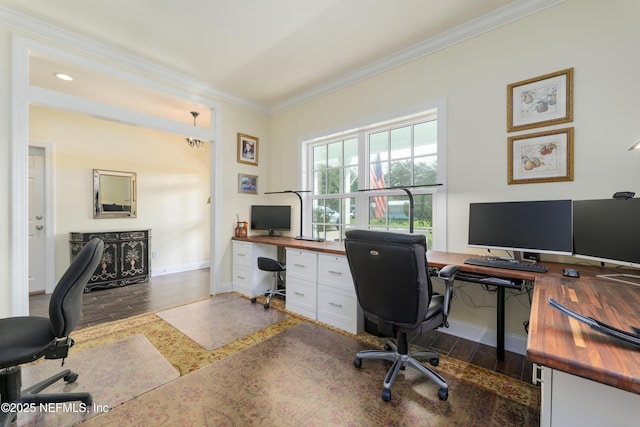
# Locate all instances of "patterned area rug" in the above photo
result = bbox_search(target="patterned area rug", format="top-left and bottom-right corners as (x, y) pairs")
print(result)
(55, 293), (540, 425)
(19, 334), (178, 426)
(81, 322), (540, 426)
(156, 293), (287, 350)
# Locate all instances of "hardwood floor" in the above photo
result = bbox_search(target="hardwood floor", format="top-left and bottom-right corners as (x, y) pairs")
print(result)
(29, 268), (211, 329)
(29, 267), (534, 383)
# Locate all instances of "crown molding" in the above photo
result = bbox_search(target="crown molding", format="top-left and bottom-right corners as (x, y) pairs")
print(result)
(268, 0), (566, 115)
(1, 1), (565, 117)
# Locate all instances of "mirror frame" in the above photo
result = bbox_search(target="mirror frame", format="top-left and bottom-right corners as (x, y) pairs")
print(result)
(93, 169), (137, 218)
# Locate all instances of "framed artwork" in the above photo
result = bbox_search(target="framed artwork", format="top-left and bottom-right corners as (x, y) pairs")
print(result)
(237, 133), (259, 166)
(238, 173), (258, 194)
(507, 68), (573, 132)
(508, 127), (574, 185)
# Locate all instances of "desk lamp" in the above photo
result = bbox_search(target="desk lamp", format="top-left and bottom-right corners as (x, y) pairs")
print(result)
(264, 190), (320, 241)
(358, 184), (442, 233)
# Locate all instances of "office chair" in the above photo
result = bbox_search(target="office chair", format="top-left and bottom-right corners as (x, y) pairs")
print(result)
(344, 229), (458, 402)
(254, 257), (286, 309)
(0, 238), (104, 427)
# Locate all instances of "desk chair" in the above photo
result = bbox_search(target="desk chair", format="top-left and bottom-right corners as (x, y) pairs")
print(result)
(344, 229), (458, 402)
(254, 257), (286, 309)
(0, 238), (103, 427)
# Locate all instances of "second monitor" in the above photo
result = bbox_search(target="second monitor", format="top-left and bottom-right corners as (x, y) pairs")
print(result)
(250, 205), (291, 236)
(468, 199), (573, 258)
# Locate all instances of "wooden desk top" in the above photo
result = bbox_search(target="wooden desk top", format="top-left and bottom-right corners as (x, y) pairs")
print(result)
(527, 267), (640, 394)
(233, 234), (640, 394)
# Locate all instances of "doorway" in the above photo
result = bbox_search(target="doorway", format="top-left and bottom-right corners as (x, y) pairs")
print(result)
(28, 143), (55, 295)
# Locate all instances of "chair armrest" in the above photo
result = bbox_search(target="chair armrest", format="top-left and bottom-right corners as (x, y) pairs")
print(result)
(438, 265), (459, 318)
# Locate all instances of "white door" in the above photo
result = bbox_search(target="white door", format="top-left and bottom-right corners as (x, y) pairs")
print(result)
(28, 146), (46, 294)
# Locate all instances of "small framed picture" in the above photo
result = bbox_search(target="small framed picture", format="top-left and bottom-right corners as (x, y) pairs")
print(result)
(238, 173), (258, 194)
(237, 133), (259, 166)
(508, 127), (574, 185)
(507, 68), (573, 132)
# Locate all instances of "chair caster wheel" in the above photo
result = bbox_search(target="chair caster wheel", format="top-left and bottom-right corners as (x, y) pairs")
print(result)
(82, 396), (93, 406)
(264, 302), (270, 309)
(64, 372), (78, 383)
(438, 387), (448, 401)
(429, 357), (439, 366)
(381, 388), (392, 402)
(250, 297), (257, 304)
(383, 343), (392, 351)
(353, 358), (362, 369)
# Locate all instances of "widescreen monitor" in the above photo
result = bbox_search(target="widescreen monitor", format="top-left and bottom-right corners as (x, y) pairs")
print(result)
(573, 198), (640, 269)
(468, 199), (573, 256)
(250, 205), (291, 236)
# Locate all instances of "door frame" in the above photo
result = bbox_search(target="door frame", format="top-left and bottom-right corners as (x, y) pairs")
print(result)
(29, 141), (56, 294)
(11, 34), (223, 316)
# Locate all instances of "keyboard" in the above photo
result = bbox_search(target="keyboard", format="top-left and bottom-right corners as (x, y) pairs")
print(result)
(463, 257), (548, 273)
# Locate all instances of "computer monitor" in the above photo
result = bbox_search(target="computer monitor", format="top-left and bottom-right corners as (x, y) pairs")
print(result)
(468, 199), (573, 257)
(573, 198), (640, 269)
(250, 205), (291, 236)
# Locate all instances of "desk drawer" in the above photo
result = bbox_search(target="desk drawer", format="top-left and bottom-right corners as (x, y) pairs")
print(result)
(318, 255), (353, 292)
(232, 242), (252, 267)
(232, 265), (251, 297)
(317, 285), (362, 334)
(286, 277), (317, 319)
(285, 249), (317, 281)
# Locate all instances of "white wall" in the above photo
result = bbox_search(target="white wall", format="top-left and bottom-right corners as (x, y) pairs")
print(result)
(29, 106), (211, 279)
(269, 0), (640, 337)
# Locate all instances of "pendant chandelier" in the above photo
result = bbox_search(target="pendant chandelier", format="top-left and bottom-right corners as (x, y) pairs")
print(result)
(185, 111), (205, 148)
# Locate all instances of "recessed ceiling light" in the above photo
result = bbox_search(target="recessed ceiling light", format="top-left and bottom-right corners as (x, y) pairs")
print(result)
(53, 72), (73, 81)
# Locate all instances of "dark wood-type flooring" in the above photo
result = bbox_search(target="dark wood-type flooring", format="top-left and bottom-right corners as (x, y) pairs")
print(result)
(29, 268), (534, 383)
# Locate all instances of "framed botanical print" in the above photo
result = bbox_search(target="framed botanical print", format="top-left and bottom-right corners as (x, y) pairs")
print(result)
(508, 127), (574, 184)
(507, 68), (573, 132)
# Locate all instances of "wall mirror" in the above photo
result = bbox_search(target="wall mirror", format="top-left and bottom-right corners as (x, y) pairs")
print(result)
(93, 169), (137, 218)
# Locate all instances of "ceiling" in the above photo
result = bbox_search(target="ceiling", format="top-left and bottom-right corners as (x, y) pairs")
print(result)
(1, 0), (560, 117)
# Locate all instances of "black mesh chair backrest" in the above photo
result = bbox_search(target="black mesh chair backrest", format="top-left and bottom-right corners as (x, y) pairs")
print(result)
(48, 238), (104, 337)
(345, 229), (433, 331)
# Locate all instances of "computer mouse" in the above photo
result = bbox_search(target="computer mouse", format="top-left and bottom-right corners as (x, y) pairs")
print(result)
(562, 268), (580, 278)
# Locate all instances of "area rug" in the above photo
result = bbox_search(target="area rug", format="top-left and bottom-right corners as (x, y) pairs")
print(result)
(80, 322), (540, 426)
(18, 334), (179, 426)
(156, 293), (288, 350)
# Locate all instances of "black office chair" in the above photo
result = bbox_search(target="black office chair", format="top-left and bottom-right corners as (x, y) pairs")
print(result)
(0, 238), (104, 427)
(344, 229), (458, 402)
(254, 257), (286, 309)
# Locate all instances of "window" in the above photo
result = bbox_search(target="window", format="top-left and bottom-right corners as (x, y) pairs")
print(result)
(304, 105), (446, 251)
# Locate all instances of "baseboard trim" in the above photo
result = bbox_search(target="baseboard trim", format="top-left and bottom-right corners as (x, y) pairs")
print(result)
(151, 261), (210, 277)
(441, 318), (528, 356)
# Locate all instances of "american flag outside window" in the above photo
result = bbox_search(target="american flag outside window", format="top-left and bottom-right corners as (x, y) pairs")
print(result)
(370, 153), (387, 220)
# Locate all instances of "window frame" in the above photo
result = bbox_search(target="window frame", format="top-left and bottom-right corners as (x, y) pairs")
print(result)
(300, 100), (448, 251)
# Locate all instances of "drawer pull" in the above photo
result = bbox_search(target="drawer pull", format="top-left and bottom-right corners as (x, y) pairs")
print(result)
(236, 275), (245, 280)
(237, 253), (246, 256)
(328, 302), (343, 308)
(294, 291), (305, 297)
(328, 270), (343, 275)
(294, 264), (306, 268)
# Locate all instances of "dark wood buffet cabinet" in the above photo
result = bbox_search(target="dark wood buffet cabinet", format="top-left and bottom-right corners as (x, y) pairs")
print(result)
(69, 229), (150, 292)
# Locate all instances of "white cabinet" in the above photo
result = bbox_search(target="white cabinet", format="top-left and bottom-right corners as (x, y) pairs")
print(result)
(233, 241), (363, 335)
(317, 254), (363, 334)
(535, 365), (640, 427)
(284, 249), (318, 319)
(232, 241), (277, 298)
